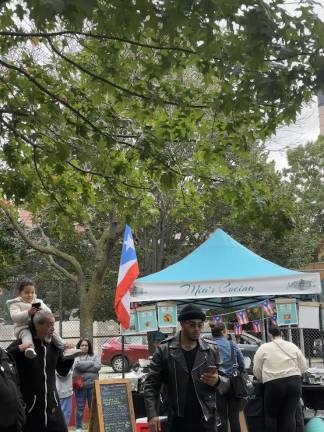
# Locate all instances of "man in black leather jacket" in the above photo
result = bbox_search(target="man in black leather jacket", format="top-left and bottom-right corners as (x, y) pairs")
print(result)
(0, 346), (26, 432)
(144, 305), (227, 432)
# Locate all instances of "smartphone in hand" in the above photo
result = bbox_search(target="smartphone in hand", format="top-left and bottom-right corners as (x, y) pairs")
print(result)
(32, 302), (41, 309)
(205, 365), (217, 374)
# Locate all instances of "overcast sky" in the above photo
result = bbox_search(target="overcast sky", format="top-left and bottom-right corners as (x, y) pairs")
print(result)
(267, 0), (324, 170)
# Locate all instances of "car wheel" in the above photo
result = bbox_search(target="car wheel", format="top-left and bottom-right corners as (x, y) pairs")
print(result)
(111, 355), (129, 373)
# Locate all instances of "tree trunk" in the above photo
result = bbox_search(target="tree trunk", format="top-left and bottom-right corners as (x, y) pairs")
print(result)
(79, 279), (100, 340)
(79, 296), (94, 340)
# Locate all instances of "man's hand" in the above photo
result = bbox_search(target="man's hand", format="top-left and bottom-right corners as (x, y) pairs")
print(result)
(18, 343), (33, 352)
(200, 371), (219, 387)
(148, 416), (161, 432)
(28, 307), (38, 317)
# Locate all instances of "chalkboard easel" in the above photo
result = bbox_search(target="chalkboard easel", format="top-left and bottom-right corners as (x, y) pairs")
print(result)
(89, 379), (136, 432)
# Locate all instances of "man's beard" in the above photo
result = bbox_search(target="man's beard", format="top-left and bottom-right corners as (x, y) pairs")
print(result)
(44, 335), (52, 343)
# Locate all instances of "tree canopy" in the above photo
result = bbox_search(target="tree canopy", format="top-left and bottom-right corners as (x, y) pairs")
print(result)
(0, 0), (323, 333)
(0, 0), (323, 218)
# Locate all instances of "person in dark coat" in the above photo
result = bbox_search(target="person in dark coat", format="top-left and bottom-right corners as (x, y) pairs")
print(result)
(0, 346), (26, 432)
(7, 309), (73, 432)
(144, 304), (228, 432)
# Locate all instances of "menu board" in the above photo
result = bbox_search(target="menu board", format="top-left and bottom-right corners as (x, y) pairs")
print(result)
(120, 310), (138, 335)
(89, 379), (135, 432)
(275, 298), (298, 326)
(137, 305), (158, 332)
(157, 301), (177, 328)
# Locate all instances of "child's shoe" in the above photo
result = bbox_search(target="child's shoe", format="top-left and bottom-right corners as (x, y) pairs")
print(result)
(63, 348), (82, 359)
(25, 348), (37, 359)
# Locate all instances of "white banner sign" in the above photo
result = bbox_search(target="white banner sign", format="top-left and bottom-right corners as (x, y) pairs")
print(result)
(130, 273), (321, 302)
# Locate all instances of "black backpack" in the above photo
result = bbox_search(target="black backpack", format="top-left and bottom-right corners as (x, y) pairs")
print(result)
(0, 348), (26, 431)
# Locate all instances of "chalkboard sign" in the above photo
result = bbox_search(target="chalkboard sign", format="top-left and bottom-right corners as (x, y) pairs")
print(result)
(89, 379), (136, 432)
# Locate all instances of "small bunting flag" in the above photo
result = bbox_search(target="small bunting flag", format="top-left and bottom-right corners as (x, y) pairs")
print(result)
(252, 319), (262, 333)
(261, 299), (275, 317)
(234, 322), (243, 336)
(235, 309), (249, 325)
(270, 313), (278, 326)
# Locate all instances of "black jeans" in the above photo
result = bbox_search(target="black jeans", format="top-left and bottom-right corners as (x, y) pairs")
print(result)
(264, 376), (302, 432)
(216, 390), (241, 432)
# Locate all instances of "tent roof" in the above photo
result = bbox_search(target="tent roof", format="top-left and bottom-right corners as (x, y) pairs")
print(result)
(137, 229), (298, 283)
(132, 229), (321, 302)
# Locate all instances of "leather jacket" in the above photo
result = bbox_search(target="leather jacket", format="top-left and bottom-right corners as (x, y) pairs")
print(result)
(144, 332), (228, 431)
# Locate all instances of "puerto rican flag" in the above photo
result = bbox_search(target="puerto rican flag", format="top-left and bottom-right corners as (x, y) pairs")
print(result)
(234, 322), (243, 336)
(236, 309), (249, 325)
(114, 225), (139, 329)
(270, 313), (278, 326)
(214, 315), (223, 324)
(252, 320), (262, 333)
(261, 299), (275, 317)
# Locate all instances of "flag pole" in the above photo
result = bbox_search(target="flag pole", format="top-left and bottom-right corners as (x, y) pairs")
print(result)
(114, 224), (139, 376)
(121, 334), (125, 379)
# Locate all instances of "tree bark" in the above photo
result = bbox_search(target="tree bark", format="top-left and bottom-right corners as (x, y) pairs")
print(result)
(79, 279), (95, 339)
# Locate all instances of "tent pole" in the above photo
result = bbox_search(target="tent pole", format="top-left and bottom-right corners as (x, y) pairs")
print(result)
(261, 308), (266, 343)
(317, 295), (324, 366)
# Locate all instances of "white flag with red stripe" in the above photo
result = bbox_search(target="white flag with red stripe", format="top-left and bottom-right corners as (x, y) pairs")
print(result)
(114, 225), (139, 329)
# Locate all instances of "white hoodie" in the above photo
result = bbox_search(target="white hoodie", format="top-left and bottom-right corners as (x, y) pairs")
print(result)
(6, 295), (51, 337)
(56, 370), (73, 399)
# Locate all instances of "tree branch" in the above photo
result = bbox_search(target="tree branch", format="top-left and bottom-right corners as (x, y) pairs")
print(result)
(0, 200), (84, 279)
(0, 108), (31, 116)
(39, 226), (78, 282)
(0, 31), (196, 54)
(66, 160), (152, 191)
(47, 253), (78, 282)
(84, 224), (98, 247)
(32, 145), (67, 213)
(46, 38), (206, 108)
(0, 58), (111, 138)
(47, 38), (160, 102)
(0, 117), (42, 149)
(93, 217), (123, 284)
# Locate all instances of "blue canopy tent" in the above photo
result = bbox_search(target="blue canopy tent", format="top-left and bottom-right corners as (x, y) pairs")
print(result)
(130, 229), (321, 308)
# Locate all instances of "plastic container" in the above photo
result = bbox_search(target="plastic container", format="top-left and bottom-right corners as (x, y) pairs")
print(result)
(305, 417), (324, 432)
(136, 416), (167, 432)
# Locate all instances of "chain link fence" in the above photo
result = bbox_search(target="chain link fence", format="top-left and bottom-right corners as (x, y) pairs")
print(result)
(1, 278), (324, 368)
(0, 278), (123, 355)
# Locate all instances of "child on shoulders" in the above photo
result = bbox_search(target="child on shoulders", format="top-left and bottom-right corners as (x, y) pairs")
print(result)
(7, 277), (80, 360)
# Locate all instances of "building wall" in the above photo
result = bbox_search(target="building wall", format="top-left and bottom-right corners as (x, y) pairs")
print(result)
(300, 262), (324, 281)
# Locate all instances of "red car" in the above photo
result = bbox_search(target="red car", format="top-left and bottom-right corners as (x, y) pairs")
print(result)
(101, 336), (149, 372)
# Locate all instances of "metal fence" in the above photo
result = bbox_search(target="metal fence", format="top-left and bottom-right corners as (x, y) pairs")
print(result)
(0, 278), (120, 354)
(1, 278), (324, 366)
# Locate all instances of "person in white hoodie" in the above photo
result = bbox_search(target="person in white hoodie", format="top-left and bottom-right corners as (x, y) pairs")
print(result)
(7, 277), (80, 359)
(253, 325), (307, 432)
(56, 369), (74, 427)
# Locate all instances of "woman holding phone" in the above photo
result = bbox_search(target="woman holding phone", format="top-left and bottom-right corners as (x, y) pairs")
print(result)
(209, 321), (245, 432)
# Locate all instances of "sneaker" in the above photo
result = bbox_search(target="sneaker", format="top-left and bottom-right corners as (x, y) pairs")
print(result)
(25, 348), (37, 359)
(63, 348), (82, 359)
